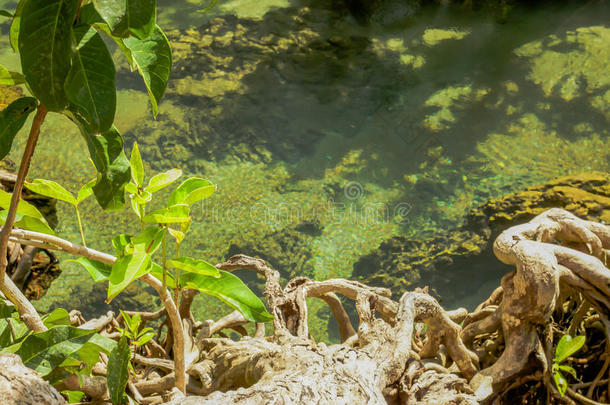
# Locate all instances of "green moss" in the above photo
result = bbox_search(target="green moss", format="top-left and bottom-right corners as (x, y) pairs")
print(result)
(515, 26), (610, 101)
(217, 0), (291, 19)
(421, 28), (470, 46)
(423, 85), (489, 132)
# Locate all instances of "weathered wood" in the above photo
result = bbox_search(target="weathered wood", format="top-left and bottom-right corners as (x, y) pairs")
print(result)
(0, 353), (66, 405)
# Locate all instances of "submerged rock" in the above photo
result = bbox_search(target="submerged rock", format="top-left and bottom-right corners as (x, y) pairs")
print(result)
(353, 172), (610, 305)
(468, 171), (610, 232)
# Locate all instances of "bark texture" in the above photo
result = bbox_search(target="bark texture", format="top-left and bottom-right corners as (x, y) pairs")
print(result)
(0, 353), (66, 405)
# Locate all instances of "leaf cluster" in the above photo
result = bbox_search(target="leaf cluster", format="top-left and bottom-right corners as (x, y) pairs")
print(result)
(552, 334), (586, 396)
(0, 0), (172, 211)
(0, 294), (116, 385)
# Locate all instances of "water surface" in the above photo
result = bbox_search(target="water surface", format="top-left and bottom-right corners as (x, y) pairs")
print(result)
(1, 0), (608, 341)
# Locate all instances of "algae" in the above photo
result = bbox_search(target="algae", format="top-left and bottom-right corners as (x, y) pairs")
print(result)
(515, 26), (610, 102)
(421, 28), (470, 46)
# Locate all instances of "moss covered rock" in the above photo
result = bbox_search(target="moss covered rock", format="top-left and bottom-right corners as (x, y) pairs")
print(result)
(354, 172), (610, 304)
(468, 171), (610, 233)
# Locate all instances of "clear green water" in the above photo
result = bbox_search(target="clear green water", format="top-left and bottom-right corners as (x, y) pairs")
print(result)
(1, 0), (609, 341)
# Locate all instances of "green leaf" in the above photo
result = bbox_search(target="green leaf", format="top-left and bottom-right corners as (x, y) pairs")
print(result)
(79, 3), (134, 66)
(145, 168), (182, 193)
(130, 197), (143, 219)
(112, 234), (132, 257)
(555, 335), (586, 364)
(42, 308), (71, 328)
(0, 211), (55, 235)
(558, 365), (577, 379)
(169, 178), (216, 207)
(132, 226), (164, 255)
(553, 371), (567, 397)
(149, 262), (176, 288)
(76, 180), (96, 204)
(69, 332), (116, 376)
(0, 314), (30, 348)
(125, 183), (151, 204)
(130, 142), (144, 187)
(15, 216), (54, 234)
(132, 331), (154, 346)
(73, 122), (131, 211)
(124, 25), (171, 118)
(0, 9), (13, 18)
(25, 179), (77, 205)
(62, 391), (85, 403)
(93, 0), (156, 39)
(167, 228), (184, 244)
(124, 182), (137, 194)
(181, 270), (273, 323)
(107, 253), (151, 302)
(0, 189), (46, 219)
(0, 66), (25, 86)
(66, 25), (116, 133)
(70, 257), (111, 282)
(0, 299), (15, 318)
(107, 227), (163, 301)
(107, 335), (130, 405)
(5, 326), (98, 377)
(0, 97), (37, 160)
(119, 310), (139, 333)
(142, 204), (189, 224)
(19, 0), (78, 111)
(9, 0), (27, 52)
(168, 257), (220, 277)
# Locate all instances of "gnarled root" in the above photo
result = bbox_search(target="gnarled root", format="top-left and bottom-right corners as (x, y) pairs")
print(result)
(18, 208), (605, 404)
(172, 208), (609, 404)
(465, 208), (610, 401)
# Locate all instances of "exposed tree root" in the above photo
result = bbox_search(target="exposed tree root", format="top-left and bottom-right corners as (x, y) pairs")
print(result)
(4, 209), (609, 404)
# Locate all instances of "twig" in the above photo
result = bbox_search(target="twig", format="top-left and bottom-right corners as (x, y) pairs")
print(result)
(568, 299), (591, 337)
(133, 354), (174, 371)
(587, 353), (609, 398)
(127, 381), (144, 403)
(119, 308), (166, 322)
(567, 387), (610, 405)
(317, 292), (355, 342)
(141, 274), (186, 393)
(11, 245), (36, 286)
(572, 378), (609, 389)
(78, 311), (114, 332)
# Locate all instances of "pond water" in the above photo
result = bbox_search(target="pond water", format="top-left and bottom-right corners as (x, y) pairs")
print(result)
(1, 0), (609, 341)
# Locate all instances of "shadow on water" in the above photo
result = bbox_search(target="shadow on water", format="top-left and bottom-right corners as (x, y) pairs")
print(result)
(5, 0), (604, 326)
(125, 0), (609, 181)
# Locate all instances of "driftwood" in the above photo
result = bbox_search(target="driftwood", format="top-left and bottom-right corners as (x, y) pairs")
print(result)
(4, 208), (610, 404)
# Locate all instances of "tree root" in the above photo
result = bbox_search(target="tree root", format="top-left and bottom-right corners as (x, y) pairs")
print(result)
(5, 208), (609, 404)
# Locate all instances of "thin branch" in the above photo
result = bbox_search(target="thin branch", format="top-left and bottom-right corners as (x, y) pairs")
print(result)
(140, 274), (186, 393)
(0, 105), (47, 279)
(2, 227), (187, 392)
(0, 106), (48, 332)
